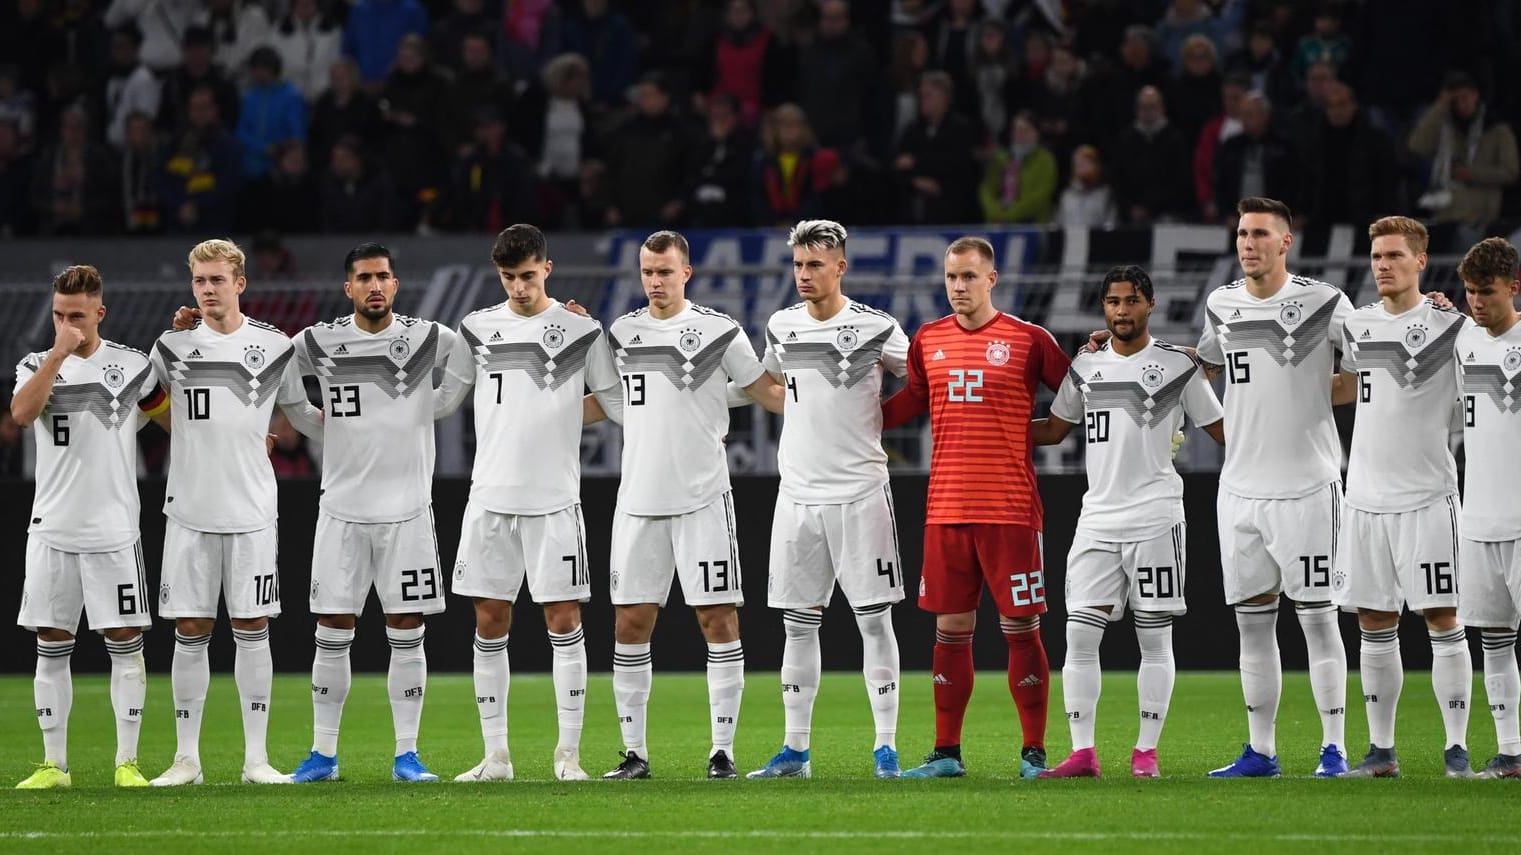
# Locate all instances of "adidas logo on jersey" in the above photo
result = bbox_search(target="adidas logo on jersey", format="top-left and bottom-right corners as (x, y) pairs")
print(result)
(931, 349), (946, 361)
(1360, 329), (1371, 339)
(335, 344), (349, 354)
(1467, 352), (1476, 361)
(186, 349), (203, 358)
(786, 331), (798, 341)
(630, 335), (643, 345)
(1229, 309), (1242, 319)
(1089, 371), (1104, 381)
(489, 331), (503, 342)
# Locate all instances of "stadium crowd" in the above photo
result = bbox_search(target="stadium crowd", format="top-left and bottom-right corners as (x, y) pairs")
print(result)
(0, 0), (1518, 248)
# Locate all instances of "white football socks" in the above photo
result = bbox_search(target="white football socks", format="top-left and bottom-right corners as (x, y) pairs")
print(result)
(548, 625), (587, 752)
(1135, 612), (1175, 752)
(311, 625), (353, 757)
(1063, 608), (1107, 750)
(854, 603), (900, 751)
(104, 634), (147, 765)
(780, 610), (822, 752)
(232, 625), (273, 767)
(34, 638), (75, 771)
(171, 631), (211, 764)
(1296, 602), (1348, 749)
(1236, 602), (1282, 757)
(1482, 629), (1521, 755)
(386, 625), (427, 756)
(612, 642), (652, 758)
(1430, 626), (1472, 749)
(1359, 626), (1401, 749)
(472, 632), (509, 755)
(707, 640), (745, 758)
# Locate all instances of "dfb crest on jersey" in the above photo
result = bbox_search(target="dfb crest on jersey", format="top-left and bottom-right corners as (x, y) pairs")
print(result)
(453, 560), (466, 582)
(159, 583), (171, 605)
(542, 324), (565, 349)
(1140, 364), (1165, 388)
(1505, 350), (1521, 373)
(1279, 302), (1303, 326)
(242, 345), (266, 370)
(985, 340), (1010, 366)
(102, 365), (126, 389)
(389, 337), (411, 361)
(678, 328), (703, 353)
(310, 581), (320, 601)
(610, 570), (621, 591)
(836, 326), (859, 350)
(1404, 324), (1428, 350)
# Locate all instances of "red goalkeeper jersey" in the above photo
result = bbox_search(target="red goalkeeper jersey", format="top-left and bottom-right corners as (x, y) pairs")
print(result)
(882, 312), (1068, 528)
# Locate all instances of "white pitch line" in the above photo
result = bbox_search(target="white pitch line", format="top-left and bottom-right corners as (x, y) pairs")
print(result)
(0, 829), (1511, 844)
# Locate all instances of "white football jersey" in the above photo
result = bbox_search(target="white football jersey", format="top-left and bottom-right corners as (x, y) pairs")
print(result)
(608, 301), (766, 515)
(1197, 275), (1353, 499)
(1051, 339), (1223, 541)
(16, 341), (160, 552)
(151, 317), (308, 533)
(763, 300), (909, 504)
(1341, 299), (1464, 513)
(294, 314), (467, 523)
(1457, 320), (1521, 541)
(454, 300), (619, 515)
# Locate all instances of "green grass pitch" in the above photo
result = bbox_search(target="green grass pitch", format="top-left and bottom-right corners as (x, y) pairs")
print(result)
(1, 669), (1514, 852)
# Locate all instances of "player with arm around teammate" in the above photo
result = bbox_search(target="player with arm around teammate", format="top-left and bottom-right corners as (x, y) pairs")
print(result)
(745, 220), (911, 780)
(149, 239), (324, 786)
(437, 224), (624, 782)
(1454, 237), (1521, 779)
(1029, 265), (1225, 779)
(882, 236), (1071, 779)
(601, 230), (785, 780)
(13, 265), (171, 789)
(1328, 217), (1475, 778)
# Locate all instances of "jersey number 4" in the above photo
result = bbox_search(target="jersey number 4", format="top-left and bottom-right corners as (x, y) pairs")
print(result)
(947, 369), (984, 402)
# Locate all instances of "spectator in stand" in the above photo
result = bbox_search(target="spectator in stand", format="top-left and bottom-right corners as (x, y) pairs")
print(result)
(52, 0), (112, 88)
(1300, 81), (1400, 231)
(1291, 2), (1351, 84)
(1154, 0), (1226, 74)
(271, 0), (343, 104)
(559, 0), (638, 111)
(30, 107), (118, 236)
(894, 70), (978, 225)
(601, 72), (692, 228)
(240, 140), (321, 234)
(1283, 59), (1337, 146)
(500, 0), (564, 80)
(1056, 144), (1117, 228)
(157, 26), (241, 142)
(0, 117), (37, 236)
(378, 34), (451, 228)
(930, 0), (981, 121)
(308, 57), (380, 171)
(888, 30), (931, 144)
(703, 0), (788, 128)
(160, 85), (241, 233)
(103, 25), (162, 150)
(687, 94), (754, 228)
(1214, 91), (1299, 221)
(1225, 20), (1296, 111)
(268, 410), (318, 478)
(751, 102), (840, 227)
(321, 134), (397, 232)
(1110, 85), (1193, 224)
(440, 107), (536, 232)
(344, 0), (429, 88)
(967, 19), (1015, 148)
(236, 47), (307, 180)
(250, 230), (298, 280)
(1086, 24), (1172, 146)
(794, 0), (878, 150)
(515, 53), (599, 228)
(1028, 44), (1087, 165)
(120, 111), (165, 234)
(104, 0), (196, 73)
(431, 0), (493, 72)
(1004, 28), (1054, 131)
(446, 31), (517, 155)
(198, 0), (271, 87)
(1408, 71), (1521, 251)
(1170, 34), (1222, 159)
(1193, 71), (1249, 223)
(0, 65), (38, 150)
(980, 111), (1057, 225)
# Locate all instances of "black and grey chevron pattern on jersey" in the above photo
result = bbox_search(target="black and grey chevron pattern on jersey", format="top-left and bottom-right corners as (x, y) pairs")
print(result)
(1461, 363), (1521, 414)
(609, 326), (738, 391)
(303, 324), (439, 399)
(1070, 362), (1196, 430)
(1343, 319), (1462, 389)
(1206, 296), (1339, 367)
(766, 326), (891, 389)
(156, 341), (295, 407)
(460, 325), (598, 392)
(45, 363), (154, 430)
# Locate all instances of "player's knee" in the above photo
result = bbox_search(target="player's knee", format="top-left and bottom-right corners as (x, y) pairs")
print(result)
(177, 617), (215, 637)
(1423, 608), (1460, 633)
(36, 627), (75, 643)
(614, 605), (658, 644)
(1238, 592), (1279, 607)
(696, 605), (739, 643)
(999, 614), (1040, 637)
(1355, 609), (1399, 631)
(542, 601), (580, 635)
(473, 598), (513, 637)
(101, 627), (141, 643)
(937, 611), (976, 634)
(385, 613), (423, 631)
(317, 613), (357, 631)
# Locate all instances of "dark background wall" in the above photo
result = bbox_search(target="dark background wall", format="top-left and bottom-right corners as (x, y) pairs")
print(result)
(1, 475), (1450, 674)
